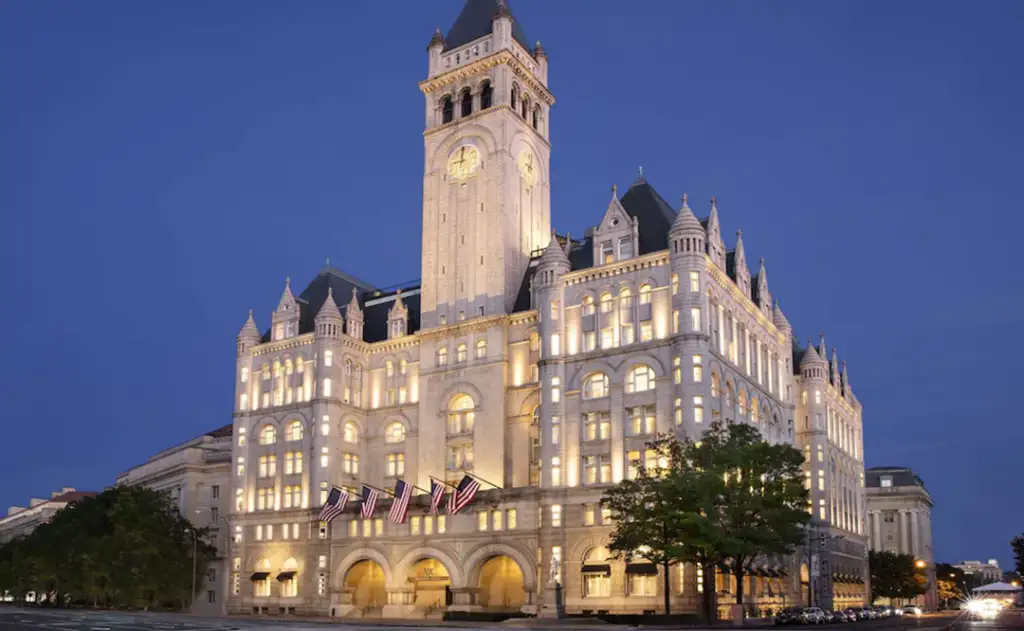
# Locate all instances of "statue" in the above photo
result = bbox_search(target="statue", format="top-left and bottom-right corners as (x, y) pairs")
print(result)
(548, 552), (561, 585)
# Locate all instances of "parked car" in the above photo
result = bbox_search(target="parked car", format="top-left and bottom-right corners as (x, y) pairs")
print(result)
(841, 609), (860, 622)
(902, 605), (923, 616)
(851, 607), (875, 620)
(828, 610), (850, 623)
(802, 607), (827, 624)
(774, 607), (806, 625)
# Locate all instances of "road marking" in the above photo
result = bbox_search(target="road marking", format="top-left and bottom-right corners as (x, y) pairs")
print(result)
(92, 627), (111, 630)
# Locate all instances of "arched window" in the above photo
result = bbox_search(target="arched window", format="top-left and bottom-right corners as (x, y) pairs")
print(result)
(738, 389), (747, 417)
(385, 421), (406, 443)
(599, 292), (613, 314)
(582, 546), (612, 598)
(441, 96), (453, 124)
(476, 338), (487, 359)
(626, 365), (656, 394)
(286, 420), (303, 442)
(521, 95), (530, 119)
(456, 343), (468, 363)
(437, 347), (448, 367)
(725, 384), (734, 410)
(639, 284), (653, 305)
(511, 85), (519, 110)
(399, 358), (407, 375)
(582, 373), (610, 400)
(480, 80), (492, 109)
(711, 372), (721, 399)
(532, 104), (540, 130)
(280, 557), (298, 597)
(259, 425), (276, 445)
(447, 394), (475, 435)
(582, 295), (596, 316)
(529, 332), (540, 352)
(385, 360), (394, 377)
(343, 421), (359, 444)
(254, 558), (271, 596)
(460, 89), (472, 117)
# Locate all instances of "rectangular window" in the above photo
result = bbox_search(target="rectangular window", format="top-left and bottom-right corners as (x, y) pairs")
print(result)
(601, 506), (612, 523)
(640, 321), (653, 342)
(349, 521), (358, 537)
(550, 504), (562, 527)
(551, 416), (560, 445)
(690, 307), (701, 332)
(689, 271), (700, 292)
(255, 525), (263, 541)
(600, 326), (614, 349)
(437, 515), (446, 533)
(375, 519), (383, 537)
(492, 509), (503, 531)
(692, 355), (703, 383)
(424, 516), (434, 535)
(621, 323), (635, 345)
(673, 356), (681, 384)
(625, 406), (656, 436)
(671, 273), (679, 295)
(618, 236), (633, 260)
(234, 526), (243, 543)
(506, 508), (517, 530)
(550, 376), (561, 404)
(584, 505), (595, 526)
(321, 446), (329, 468)
(818, 470), (825, 491)
(266, 524), (273, 540)
(694, 396), (704, 423)
(322, 378), (332, 397)
(629, 574), (657, 597)
(674, 397), (682, 425)
(324, 350), (333, 367)
(584, 331), (597, 352)
(550, 300), (560, 321)
(601, 241), (614, 264)
(411, 516), (421, 535)
(550, 333), (561, 356)
(551, 456), (561, 486)
(477, 512), (488, 531)
(584, 411), (611, 441)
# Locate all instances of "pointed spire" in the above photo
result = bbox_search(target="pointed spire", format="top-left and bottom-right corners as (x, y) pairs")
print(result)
(533, 40), (546, 58)
(801, 339), (824, 367)
(611, 183), (618, 200)
(670, 192), (702, 235)
(347, 287), (363, 319)
(735, 229), (746, 261)
(494, 0), (512, 18)
(238, 309), (260, 340)
(819, 332), (827, 359)
(759, 257), (768, 284)
(316, 287), (343, 322)
(772, 300), (791, 332)
(539, 232), (570, 271)
(842, 360), (850, 389)
(389, 289), (408, 318)
(275, 277), (297, 314)
(427, 28), (445, 50)
(831, 348), (840, 386)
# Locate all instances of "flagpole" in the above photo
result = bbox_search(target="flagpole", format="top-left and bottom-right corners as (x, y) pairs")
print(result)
(429, 475), (458, 490)
(466, 472), (502, 490)
(362, 483), (396, 498)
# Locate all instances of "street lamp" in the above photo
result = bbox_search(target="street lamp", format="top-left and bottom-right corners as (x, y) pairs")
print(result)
(915, 560), (926, 569)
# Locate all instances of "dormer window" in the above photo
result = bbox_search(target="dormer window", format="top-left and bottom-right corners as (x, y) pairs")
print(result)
(880, 475), (893, 488)
(390, 320), (404, 339)
(618, 236), (633, 260)
(600, 241), (614, 264)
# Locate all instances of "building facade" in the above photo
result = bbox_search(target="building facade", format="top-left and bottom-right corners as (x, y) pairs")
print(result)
(0, 488), (94, 545)
(116, 426), (232, 614)
(954, 560), (1003, 586)
(226, 0), (869, 618)
(865, 466), (936, 609)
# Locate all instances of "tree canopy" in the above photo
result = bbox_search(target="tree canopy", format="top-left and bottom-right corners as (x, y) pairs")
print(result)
(601, 422), (809, 621)
(869, 550), (927, 604)
(0, 485), (215, 610)
(1012, 534), (1024, 581)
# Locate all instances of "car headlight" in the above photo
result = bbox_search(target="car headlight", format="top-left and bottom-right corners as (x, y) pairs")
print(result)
(968, 601), (985, 613)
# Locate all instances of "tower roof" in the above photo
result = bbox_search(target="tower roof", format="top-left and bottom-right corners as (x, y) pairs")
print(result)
(444, 0), (530, 52)
(669, 193), (703, 235)
(619, 177), (677, 254)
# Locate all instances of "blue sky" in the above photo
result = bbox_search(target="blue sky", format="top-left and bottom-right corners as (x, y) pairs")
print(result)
(1, 0), (1021, 569)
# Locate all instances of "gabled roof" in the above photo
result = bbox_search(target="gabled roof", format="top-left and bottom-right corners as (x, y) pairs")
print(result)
(444, 0), (530, 52)
(618, 177), (676, 255)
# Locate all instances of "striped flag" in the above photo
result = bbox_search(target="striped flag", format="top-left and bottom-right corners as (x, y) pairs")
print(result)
(429, 479), (445, 515)
(317, 486), (349, 523)
(360, 485), (379, 519)
(388, 479), (413, 524)
(447, 475), (481, 515)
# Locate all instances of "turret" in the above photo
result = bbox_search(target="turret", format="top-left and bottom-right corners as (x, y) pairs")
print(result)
(315, 287), (344, 340)
(491, 0), (514, 51)
(773, 301), (791, 335)
(535, 233), (567, 488)
(831, 348), (840, 388)
(669, 193), (705, 255)
(706, 197), (726, 269)
(271, 278), (299, 341)
(841, 361), (851, 397)
(733, 229), (750, 297)
(237, 309), (260, 356)
(346, 288), (364, 341)
(388, 290), (409, 339)
(757, 258), (771, 313)
(537, 232), (570, 286)
(426, 29), (445, 76)
(801, 339), (828, 381)
(533, 40), (548, 85)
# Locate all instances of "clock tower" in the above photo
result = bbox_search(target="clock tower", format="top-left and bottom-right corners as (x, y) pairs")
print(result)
(419, 0), (553, 326)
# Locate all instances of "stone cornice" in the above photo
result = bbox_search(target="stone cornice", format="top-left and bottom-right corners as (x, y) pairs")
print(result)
(250, 334), (313, 357)
(367, 334), (421, 355)
(418, 314), (508, 341)
(705, 255), (784, 344)
(562, 251), (669, 286)
(419, 50), (555, 106)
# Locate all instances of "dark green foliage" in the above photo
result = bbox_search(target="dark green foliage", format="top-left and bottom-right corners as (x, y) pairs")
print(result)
(1012, 534), (1024, 581)
(0, 485), (216, 610)
(869, 550), (927, 603)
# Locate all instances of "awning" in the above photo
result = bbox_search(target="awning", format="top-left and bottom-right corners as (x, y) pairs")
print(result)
(625, 563), (658, 576)
(832, 573), (842, 583)
(250, 572), (270, 581)
(276, 571), (296, 581)
(581, 564), (611, 576)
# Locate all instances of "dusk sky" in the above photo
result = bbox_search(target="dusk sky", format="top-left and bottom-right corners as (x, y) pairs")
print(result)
(1, 1), (1021, 569)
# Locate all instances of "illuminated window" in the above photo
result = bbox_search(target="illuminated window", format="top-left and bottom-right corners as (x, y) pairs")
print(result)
(530, 332), (540, 352)
(584, 412), (611, 441)
(385, 421), (406, 443)
(880, 475), (893, 488)
(322, 378), (332, 397)
(437, 516), (446, 533)
(817, 470), (825, 491)
(476, 338), (487, 359)
(549, 333), (561, 356)
(600, 326), (615, 349)
(255, 524), (263, 541)
(375, 519), (383, 536)
(692, 355), (703, 383)
(447, 394), (475, 434)
(583, 331), (596, 351)
(259, 425), (276, 445)
(236, 457), (244, 477)
(582, 373), (609, 399)
(582, 295), (596, 316)
(550, 300), (560, 321)
(626, 365), (656, 393)
(671, 274), (679, 295)
(239, 393), (248, 410)
(551, 415), (561, 445)
(343, 453), (359, 474)
(344, 422), (359, 443)
(437, 347), (448, 367)
(456, 344), (467, 363)
(751, 399), (759, 423)
(282, 485), (301, 508)
(551, 456), (562, 486)
(321, 416), (329, 436)
(628, 570), (656, 597)
(639, 284), (652, 305)
(689, 271), (700, 293)
(626, 405), (656, 436)
(584, 505), (595, 526)
(819, 499), (826, 520)
(673, 357), (681, 384)
(639, 320), (653, 341)
(399, 358), (407, 375)
(319, 482), (328, 505)
(411, 516), (421, 535)
(550, 376), (561, 404)
(362, 520), (371, 537)
(385, 360), (394, 377)
(583, 455), (611, 484)
(492, 510), (503, 531)
(386, 453), (405, 477)
(601, 506), (612, 523)
(551, 504), (562, 527)
(674, 397), (682, 425)
(694, 396), (704, 424)
(447, 444), (474, 470)
(600, 292), (613, 314)
(283, 452), (303, 475)
(477, 511), (488, 531)
(286, 420), (303, 442)
(258, 455), (276, 478)
(348, 521), (358, 537)
(690, 307), (701, 332)
(583, 547), (612, 597)
(320, 447), (329, 468)
(711, 372), (720, 399)
(238, 428), (246, 447)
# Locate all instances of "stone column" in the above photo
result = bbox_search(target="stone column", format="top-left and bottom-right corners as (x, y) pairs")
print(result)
(871, 511), (881, 550)
(899, 510), (909, 553)
(910, 510), (920, 558)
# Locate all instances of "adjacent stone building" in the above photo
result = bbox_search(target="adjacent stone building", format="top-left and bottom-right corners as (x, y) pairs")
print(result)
(116, 425), (232, 614)
(865, 466), (936, 609)
(224, 0), (869, 618)
(0, 488), (94, 545)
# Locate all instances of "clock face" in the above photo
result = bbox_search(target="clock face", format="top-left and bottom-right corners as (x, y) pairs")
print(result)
(447, 145), (480, 181)
(518, 148), (536, 185)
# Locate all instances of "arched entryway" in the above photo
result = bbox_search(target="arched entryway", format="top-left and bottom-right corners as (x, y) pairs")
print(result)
(478, 555), (526, 610)
(345, 559), (386, 609)
(409, 558), (451, 608)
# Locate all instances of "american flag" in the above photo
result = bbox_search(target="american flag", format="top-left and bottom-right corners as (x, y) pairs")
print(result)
(429, 479), (445, 515)
(317, 486), (349, 523)
(360, 485), (379, 519)
(447, 474), (481, 514)
(388, 479), (413, 524)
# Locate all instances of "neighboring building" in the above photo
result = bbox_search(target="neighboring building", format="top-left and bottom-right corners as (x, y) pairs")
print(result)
(0, 488), (95, 544)
(116, 425), (232, 614)
(955, 560), (1003, 586)
(865, 466), (935, 609)
(225, 0), (869, 618)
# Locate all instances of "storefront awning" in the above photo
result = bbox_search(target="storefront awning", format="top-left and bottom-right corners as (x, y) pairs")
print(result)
(250, 572), (269, 581)
(625, 563), (658, 576)
(581, 564), (611, 576)
(276, 571), (296, 581)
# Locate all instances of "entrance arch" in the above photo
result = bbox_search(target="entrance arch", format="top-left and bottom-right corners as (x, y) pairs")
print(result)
(478, 556), (526, 610)
(345, 560), (386, 609)
(409, 558), (451, 608)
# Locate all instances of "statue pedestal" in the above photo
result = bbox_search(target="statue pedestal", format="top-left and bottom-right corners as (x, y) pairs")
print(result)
(538, 583), (564, 618)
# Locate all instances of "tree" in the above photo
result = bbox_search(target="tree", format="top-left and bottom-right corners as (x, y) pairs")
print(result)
(1012, 534), (1024, 581)
(934, 562), (966, 608)
(601, 436), (695, 615)
(869, 550), (927, 604)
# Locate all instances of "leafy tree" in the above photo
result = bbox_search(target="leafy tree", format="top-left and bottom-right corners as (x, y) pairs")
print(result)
(934, 562), (966, 607)
(869, 550), (927, 604)
(1013, 534), (1024, 581)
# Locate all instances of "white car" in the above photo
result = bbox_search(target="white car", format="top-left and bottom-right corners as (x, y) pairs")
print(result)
(902, 605), (922, 616)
